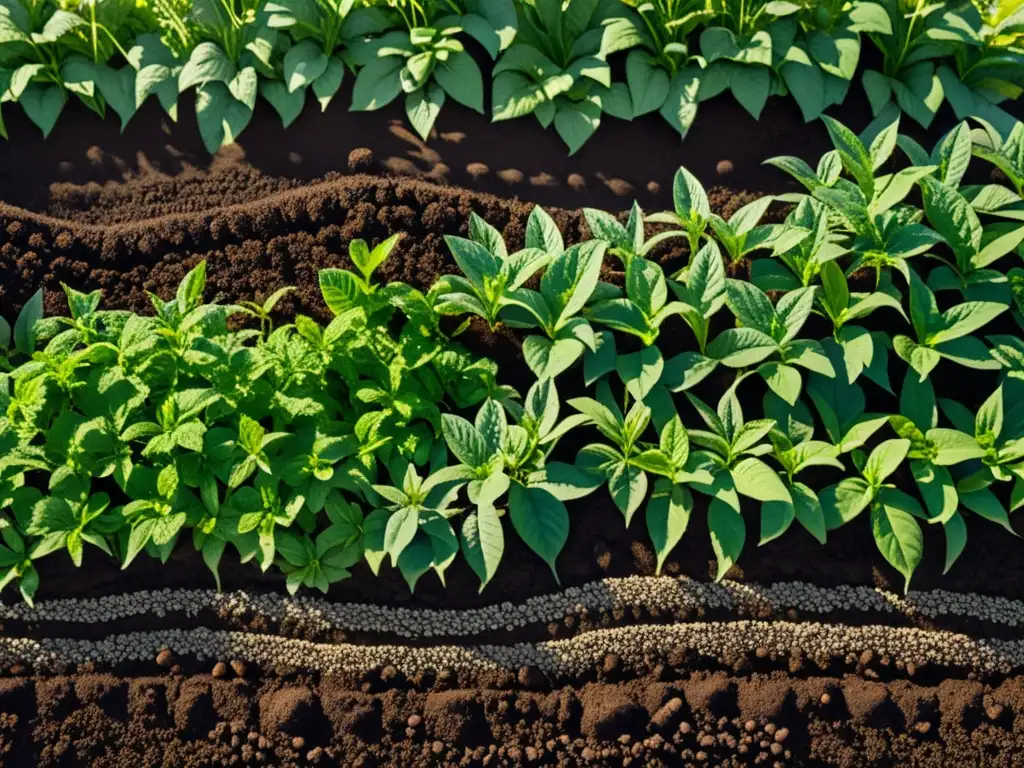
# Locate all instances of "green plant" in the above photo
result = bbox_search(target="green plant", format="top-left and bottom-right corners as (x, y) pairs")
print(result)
(820, 437), (925, 591)
(684, 387), (792, 579)
(648, 166), (712, 260)
(937, 2), (1024, 137)
(619, 0), (711, 136)
(170, 0), (284, 150)
(894, 268), (1006, 379)
(264, 0), (392, 112)
(749, 198), (848, 291)
(706, 279), (836, 404)
(349, 0), (516, 140)
(585, 257), (688, 346)
(433, 212), (553, 330)
(776, 0), (892, 120)
(583, 202), (686, 269)
(817, 260), (906, 384)
(696, 0), (803, 119)
(442, 378), (595, 584)
(502, 239), (609, 378)
(490, 0), (638, 153)
(0, 0), (150, 136)
(668, 239), (726, 354)
(939, 379), (1024, 568)
(861, 0), (980, 129)
(761, 390), (843, 544)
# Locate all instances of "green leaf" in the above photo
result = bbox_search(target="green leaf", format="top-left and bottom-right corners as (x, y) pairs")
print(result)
(441, 414), (487, 468)
(920, 176), (983, 264)
(760, 498), (794, 545)
(929, 429), (985, 465)
(791, 482), (826, 544)
(584, 331), (616, 386)
(523, 336), (584, 379)
(961, 488), (1015, 534)
(820, 477), (873, 528)
(724, 279), (776, 335)
(865, 439), (910, 485)
(732, 458), (790, 503)
(383, 507), (419, 564)
(502, 481), (568, 584)
(626, 50), (669, 117)
(554, 97), (601, 155)
(706, 328), (777, 367)
(260, 80), (305, 128)
(396, 535), (434, 592)
(646, 479), (691, 574)
(616, 347), (663, 401)
(942, 511), (967, 574)
(708, 498), (745, 581)
(406, 83), (445, 141)
(460, 503), (504, 591)
(179, 42), (235, 91)
(760, 362), (802, 405)
(608, 461), (647, 525)
(911, 460), (957, 523)
(526, 206), (564, 254)
(20, 84), (65, 138)
(821, 115), (874, 195)
(435, 50), (484, 112)
(351, 56), (404, 111)
(13, 289), (43, 356)
(871, 501), (923, 593)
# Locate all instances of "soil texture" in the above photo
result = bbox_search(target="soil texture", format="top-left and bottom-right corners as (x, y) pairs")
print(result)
(1, 665), (1024, 767)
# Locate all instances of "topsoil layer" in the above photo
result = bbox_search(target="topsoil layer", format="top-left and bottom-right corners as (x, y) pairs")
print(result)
(2, 663), (1024, 768)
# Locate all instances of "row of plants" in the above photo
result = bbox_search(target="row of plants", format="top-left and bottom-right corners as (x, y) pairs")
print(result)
(0, 0), (1021, 153)
(2, 114), (1024, 605)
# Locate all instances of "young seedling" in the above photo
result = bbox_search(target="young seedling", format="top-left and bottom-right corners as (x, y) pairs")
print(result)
(684, 388), (793, 580)
(502, 239), (608, 378)
(706, 279), (835, 404)
(585, 257), (688, 346)
(434, 217), (551, 330)
(583, 202), (684, 270)
(761, 391), (844, 546)
(894, 268), (1006, 380)
(819, 437), (925, 591)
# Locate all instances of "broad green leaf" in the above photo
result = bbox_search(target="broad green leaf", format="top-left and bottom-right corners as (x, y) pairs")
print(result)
(871, 501), (923, 593)
(508, 483), (568, 582)
(708, 498), (745, 581)
(820, 477), (873, 528)
(646, 479), (691, 573)
(865, 439), (910, 485)
(616, 347), (663, 401)
(732, 458), (790, 502)
(460, 504), (504, 591)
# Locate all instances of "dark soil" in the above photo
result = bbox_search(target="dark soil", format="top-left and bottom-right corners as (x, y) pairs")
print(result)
(0, 59), (894, 220)
(2, 663), (1024, 767)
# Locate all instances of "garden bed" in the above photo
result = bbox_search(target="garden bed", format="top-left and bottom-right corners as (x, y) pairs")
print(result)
(2, 61), (1024, 765)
